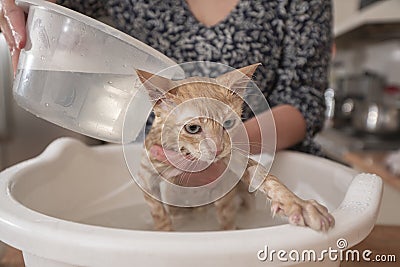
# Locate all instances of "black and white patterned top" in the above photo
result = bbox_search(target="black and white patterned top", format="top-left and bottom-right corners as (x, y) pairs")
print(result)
(58, 0), (333, 155)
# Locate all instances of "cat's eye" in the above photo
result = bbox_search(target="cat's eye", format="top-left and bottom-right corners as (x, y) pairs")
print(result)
(184, 124), (202, 134)
(223, 119), (236, 129)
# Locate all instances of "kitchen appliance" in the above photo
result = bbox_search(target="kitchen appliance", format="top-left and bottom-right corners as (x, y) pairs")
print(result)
(320, 70), (400, 160)
(331, 71), (400, 135)
(353, 99), (400, 135)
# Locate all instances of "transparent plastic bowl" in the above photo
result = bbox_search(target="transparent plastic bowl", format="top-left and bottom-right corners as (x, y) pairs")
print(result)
(13, 0), (182, 143)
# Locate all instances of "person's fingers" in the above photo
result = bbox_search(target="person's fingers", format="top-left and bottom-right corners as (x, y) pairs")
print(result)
(0, 12), (16, 48)
(10, 46), (20, 73)
(1, 0), (27, 73)
(2, 0), (26, 49)
(177, 160), (227, 187)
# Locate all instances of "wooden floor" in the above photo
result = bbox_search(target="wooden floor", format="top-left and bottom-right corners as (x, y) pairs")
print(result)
(340, 225), (400, 267)
(1, 225), (399, 266)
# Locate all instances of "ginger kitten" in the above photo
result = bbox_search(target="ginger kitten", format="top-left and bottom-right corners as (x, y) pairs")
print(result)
(135, 64), (334, 232)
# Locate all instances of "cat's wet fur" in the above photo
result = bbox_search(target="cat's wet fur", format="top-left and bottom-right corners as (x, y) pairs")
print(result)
(136, 64), (335, 232)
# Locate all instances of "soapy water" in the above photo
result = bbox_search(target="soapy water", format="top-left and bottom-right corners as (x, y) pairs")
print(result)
(13, 69), (151, 143)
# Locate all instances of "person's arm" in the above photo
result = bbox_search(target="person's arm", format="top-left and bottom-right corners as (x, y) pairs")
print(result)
(244, 104), (306, 154)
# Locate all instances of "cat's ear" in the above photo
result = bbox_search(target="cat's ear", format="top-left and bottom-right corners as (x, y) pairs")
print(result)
(216, 63), (261, 97)
(135, 69), (177, 115)
(135, 69), (176, 101)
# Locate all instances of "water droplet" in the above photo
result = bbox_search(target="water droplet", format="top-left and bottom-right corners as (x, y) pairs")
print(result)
(107, 81), (113, 85)
(123, 64), (127, 68)
(80, 53), (84, 57)
(44, 103), (49, 107)
(40, 55), (45, 60)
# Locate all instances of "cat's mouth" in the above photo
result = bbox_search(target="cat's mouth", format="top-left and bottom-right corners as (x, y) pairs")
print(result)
(180, 147), (197, 161)
(183, 151), (197, 161)
(180, 147), (224, 163)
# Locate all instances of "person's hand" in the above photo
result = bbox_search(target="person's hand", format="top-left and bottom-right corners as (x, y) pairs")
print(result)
(0, 0), (57, 74)
(0, 0), (26, 74)
(149, 145), (227, 187)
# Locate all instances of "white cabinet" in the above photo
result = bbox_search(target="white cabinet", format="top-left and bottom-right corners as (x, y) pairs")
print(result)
(334, 0), (400, 45)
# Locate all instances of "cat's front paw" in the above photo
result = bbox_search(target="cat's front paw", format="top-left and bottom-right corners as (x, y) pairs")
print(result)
(271, 199), (335, 232)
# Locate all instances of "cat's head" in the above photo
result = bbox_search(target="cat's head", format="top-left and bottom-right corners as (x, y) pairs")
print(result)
(136, 63), (260, 162)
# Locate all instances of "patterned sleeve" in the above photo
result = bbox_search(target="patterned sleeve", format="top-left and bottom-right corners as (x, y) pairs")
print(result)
(56, 0), (107, 19)
(269, 0), (332, 152)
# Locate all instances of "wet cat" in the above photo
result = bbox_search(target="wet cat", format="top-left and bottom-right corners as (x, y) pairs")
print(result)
(136, 64), (334, 232)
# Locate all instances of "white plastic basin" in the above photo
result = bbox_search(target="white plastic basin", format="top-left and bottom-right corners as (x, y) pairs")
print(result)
(0, 138), (382, 266)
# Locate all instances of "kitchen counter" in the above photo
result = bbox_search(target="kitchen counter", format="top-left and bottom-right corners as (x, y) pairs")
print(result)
(1, 225), (399, 266)
(344, 151), (400, 191)
(316, 128), (400, 192)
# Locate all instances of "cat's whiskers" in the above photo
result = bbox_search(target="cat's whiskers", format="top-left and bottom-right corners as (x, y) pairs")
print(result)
(232, 141), (264, 149)
(157, 154), (205, 184)
(157, 156), (188, 178)
(178, 171), (191, 186)
(176, 160), (200, 186)
(242, 92), (266, 97)
(231, 146), (252, 157)
(232, 141), (264, 145)
(181, 159), (203, 186)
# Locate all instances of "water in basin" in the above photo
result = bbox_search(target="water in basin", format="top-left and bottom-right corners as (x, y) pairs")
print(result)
(78, 198), (286, 232)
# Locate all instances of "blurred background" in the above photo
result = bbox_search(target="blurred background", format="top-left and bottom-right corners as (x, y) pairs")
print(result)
(315, 0), (400, 227)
